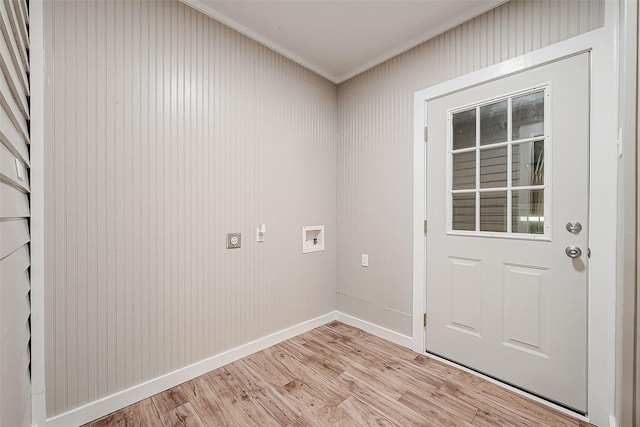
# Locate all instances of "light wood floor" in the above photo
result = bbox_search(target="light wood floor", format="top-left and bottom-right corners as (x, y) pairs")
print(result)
(86, 321), (592, 426)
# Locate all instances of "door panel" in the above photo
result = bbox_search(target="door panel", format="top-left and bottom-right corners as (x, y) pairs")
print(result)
(426, 53), (589, 413)
(448, 256), (482, 336)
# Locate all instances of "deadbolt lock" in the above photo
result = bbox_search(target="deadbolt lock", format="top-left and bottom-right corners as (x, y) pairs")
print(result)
(565, 221), (582, 234)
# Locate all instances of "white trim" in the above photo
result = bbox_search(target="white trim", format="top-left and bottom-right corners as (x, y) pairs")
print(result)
(334, 312), (414, 350)
(609, 415), (618, 427)
(412, 88), (427, 355)
(179, 0), (335, 83)
(179, 0), (507, 84)
(29, 1), (47, 426)
(413, 3), (619, 425)
(37, 310), (593, 426)
(328, 1), (507, 83)
(45, 312), (336, 427)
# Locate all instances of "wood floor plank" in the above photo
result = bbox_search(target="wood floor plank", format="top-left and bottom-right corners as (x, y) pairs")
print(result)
(275, 377), (345, 424)
(337, 353), (408, 399)
(243, 350), (296, 387)
(277, 338), (319, 359)
(286, 415), (317, 427)
(417, 389), (479, 422)
(159, 402), (204, 427)
(225, 360), (302, 425)
(450, 370), (578, 427)
(88, 410), (125, 426)
(261, 344), (316, 381)
(264, 342), (351, 401)
(121, 398), (162, 426)
(205, 367), (281, 426)
(411, 353), (460, 380)
(82, 322), (592, 427)
(333, 396), (399, 427)
(312, 325), (353, 342)
(441, 381), (531, 427)
(302, 335), (353, 359)
(282, 374), (349, 408)
(152, 385), (189, 415)
(180, 375), (237, 425)
(471, 408), (523, 427)
(276, 340), (347, 381)
(441, 380), (578, 427)
(398, 390), (476, 427)
(338, 339), (399, 369)
(333, 371), (436, 426)
(330, 328), (416, 366)
(362, 333), (417, 361)
(324, 321), (371, 339)
(386, 357), (448, 389)
(344, 345), (445, 394)
(288, 370), (351, 407)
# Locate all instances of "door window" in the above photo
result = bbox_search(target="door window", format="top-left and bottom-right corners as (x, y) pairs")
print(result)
(448, 87), (549, 238)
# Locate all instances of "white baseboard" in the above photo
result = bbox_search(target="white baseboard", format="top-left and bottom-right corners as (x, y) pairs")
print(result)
(45, 312), (337, 427)
(37, 310), (608, 427)
(334, 312), (414, 350)
(43, 311), (417, 427)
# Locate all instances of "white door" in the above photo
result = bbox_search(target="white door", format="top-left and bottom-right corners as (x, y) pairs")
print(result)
(425, 53), (589, 413)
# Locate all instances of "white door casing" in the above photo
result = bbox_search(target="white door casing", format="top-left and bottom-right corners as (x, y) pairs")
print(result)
(425, 53), (589, 413)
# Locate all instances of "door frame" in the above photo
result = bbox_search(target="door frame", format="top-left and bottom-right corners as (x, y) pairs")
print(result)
(413, 2), (619, 426)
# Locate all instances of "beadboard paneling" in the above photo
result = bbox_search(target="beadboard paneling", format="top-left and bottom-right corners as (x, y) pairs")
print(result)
(0, 1), (30, 427)
(43, 0), (336, 418)
(336, 0), (604, 336)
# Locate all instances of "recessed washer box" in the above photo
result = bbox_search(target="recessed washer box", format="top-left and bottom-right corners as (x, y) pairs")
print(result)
(302, 225), (324, 253)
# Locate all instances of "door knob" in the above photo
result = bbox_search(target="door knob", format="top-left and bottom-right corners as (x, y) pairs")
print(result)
(565, 246), (582, 258)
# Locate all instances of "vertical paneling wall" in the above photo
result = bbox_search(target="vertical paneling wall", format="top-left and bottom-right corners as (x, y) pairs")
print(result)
(336, 0), (604, 336)
(44, 0), (337, 417)
(0, 1), (31, 427)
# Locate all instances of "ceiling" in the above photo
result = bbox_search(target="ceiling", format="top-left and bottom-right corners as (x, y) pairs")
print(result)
(182, 0), (506, 84)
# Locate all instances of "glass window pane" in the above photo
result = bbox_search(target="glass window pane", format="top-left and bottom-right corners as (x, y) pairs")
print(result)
(452, 109), (476, 150)
(452, 193), (476, 231)
(512, 190), (544, 234)
(452, 151), (476, 190)
(512, 140), (544, 186)
(512, 91), (544, 140)
(480, 192), (507, 232)
(480, 100), (507, 145)
(480, 147), (507, 189)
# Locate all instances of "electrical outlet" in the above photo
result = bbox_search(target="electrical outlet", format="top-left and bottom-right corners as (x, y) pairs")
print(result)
(226, 232), (241, 249)
(361, 254), (368, 267)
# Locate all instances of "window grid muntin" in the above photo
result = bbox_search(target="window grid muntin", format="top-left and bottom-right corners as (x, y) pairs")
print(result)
(447, 85), (549, 239)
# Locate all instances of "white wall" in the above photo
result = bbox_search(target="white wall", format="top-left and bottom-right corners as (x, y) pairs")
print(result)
(336, 0), (605, 337)
(0, 1), (31, 426)
(43, 0), (336, 418)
